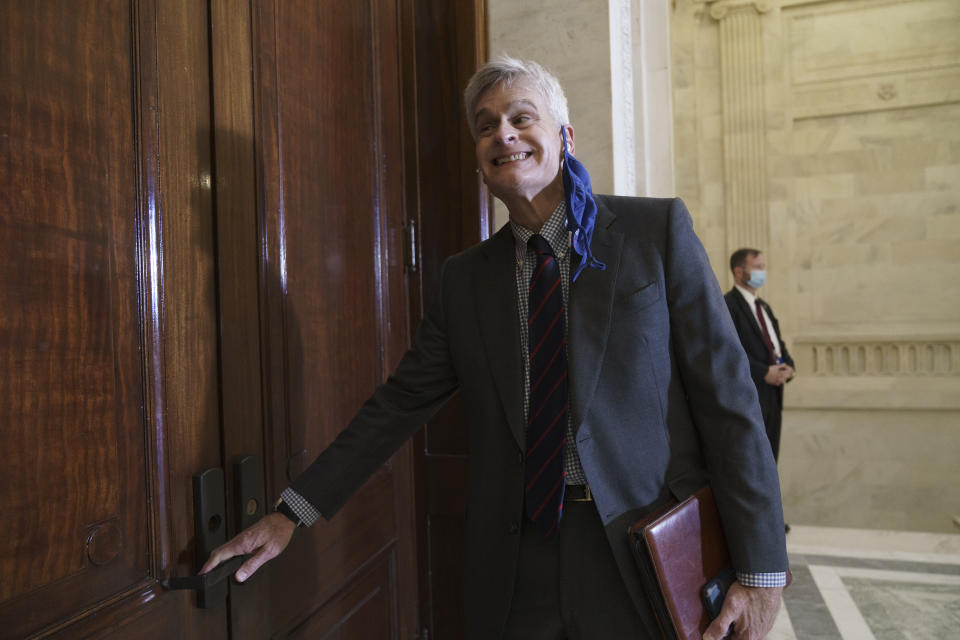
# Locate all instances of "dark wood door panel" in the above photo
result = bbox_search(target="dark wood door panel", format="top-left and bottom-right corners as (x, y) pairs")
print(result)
(250, 469), (402, 636)
(409, 1), (488, 636)
(269, 0), (399, 440)
(225, 0), (417, 637)
(423, 454), (468, 638)
(287, 550), (397, 640)
(2, 0), (479, 636)
(0, 1), (147, 634)
(0, 1), (226, 637)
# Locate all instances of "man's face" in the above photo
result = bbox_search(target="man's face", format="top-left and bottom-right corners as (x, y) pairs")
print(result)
(472, 81), (573, 204)
(736, 253), (767, 286)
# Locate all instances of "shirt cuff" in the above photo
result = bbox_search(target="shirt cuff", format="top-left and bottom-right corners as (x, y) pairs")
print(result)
(280, 487), (322, 527)
(737, 571), (787, 588)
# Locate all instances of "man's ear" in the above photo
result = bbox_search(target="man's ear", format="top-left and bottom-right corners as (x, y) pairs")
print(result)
(562, 125), (575, 155)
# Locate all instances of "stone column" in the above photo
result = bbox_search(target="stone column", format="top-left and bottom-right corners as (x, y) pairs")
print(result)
(708, 0), (772, 256)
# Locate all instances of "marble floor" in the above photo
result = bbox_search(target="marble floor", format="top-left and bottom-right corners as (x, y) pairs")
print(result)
(770, 526), (960, 639)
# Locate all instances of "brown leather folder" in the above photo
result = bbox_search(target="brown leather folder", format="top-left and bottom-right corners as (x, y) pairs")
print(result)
(627, 485), (732, 640)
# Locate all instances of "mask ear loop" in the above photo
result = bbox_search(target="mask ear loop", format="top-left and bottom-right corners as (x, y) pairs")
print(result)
(559, 125), (604, 281)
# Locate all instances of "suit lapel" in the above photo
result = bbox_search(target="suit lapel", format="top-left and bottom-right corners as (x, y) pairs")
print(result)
(568, 203), (623, 433)
(732, 287), (764, 340)
(476, 225), (525, 449)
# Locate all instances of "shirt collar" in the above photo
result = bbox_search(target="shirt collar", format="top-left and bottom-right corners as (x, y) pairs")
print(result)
(510, 201), (570, 264)
(734, 283), (759, 308)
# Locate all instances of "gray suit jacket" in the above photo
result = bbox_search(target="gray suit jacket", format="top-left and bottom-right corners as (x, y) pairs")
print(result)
(293, 196), (787, 637)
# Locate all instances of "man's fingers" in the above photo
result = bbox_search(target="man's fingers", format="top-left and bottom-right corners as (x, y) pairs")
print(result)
(235, 546), (274, 582)
(227, 513), (297, 581)
(199, 517), (277, 574)
(703, 583), (749, 640)
(201, 539), (244, 575)
(197, 514), (297, 581)
(709, 583), (782, 640)
(703, 613), (734, 640)
(199, 550), (225, 575)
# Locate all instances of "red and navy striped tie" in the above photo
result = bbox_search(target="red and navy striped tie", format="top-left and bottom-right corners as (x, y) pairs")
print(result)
(524, 234), (568, 539)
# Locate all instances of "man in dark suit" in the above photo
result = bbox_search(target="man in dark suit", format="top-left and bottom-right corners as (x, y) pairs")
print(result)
(724, 249), (795, 462)
(204, 56), (788, 640)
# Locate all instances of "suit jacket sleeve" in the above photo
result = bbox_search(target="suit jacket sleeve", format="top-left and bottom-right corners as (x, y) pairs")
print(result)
(290, 259), (460, 518)
(664, 200), (788, 574)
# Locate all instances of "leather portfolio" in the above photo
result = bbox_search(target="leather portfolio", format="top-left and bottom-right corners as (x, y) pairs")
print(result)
(628, 485), (731, 640)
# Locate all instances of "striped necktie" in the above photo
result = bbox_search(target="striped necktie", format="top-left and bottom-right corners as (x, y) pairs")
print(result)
(524, 234), (568, 538)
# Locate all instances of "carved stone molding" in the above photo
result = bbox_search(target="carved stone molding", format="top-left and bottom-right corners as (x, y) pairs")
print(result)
(788, 335), (960, 410)
(794, 337), (960, 377)
(784, 0), (960, 120)
(704, 0), (773, 255)
(703, 0), (775, 21)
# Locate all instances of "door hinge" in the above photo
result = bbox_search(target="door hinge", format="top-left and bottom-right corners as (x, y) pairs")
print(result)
(404, 218), (418, 273)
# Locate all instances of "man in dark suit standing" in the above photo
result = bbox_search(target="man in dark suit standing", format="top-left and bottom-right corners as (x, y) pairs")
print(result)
(203, 57), (788, 640)
(724, 249), (795, 463)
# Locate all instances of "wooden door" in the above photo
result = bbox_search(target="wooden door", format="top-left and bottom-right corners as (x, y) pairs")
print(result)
(0, 1), (228, 638)
(1, 0), (421, 638)
(211, 0), (420, 637)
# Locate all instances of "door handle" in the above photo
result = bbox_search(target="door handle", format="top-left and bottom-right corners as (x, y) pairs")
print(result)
(161, 555), (245, 592)
(161, 457), (264, 609)
(161, 467), (229, 608)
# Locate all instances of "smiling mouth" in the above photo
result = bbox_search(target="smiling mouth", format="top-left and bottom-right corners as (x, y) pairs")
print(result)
(493, 152), (531, 166)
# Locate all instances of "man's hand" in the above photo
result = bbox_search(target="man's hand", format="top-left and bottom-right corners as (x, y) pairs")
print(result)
(781, 364), (795, 382)
(703, 583), (783, 640)
(763, 364), (790, 386)
(200, 513), (296, 583)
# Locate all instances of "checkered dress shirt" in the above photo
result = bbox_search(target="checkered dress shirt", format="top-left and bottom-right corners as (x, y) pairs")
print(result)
(509, 201), (587, 485)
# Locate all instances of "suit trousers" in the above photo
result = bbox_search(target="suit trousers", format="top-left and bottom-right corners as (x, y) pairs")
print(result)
(502, 498), (651, 639)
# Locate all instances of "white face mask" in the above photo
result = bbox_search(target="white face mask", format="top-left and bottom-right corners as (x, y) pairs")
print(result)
(747, 269), (766, 289)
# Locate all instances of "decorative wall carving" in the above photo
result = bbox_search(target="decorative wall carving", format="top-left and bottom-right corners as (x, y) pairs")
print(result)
(784, 0), (960, 120)
(706, 0), (774, 21)
(794, 337), (960, 377)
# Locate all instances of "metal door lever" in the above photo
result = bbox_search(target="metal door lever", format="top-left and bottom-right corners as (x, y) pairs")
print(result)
(164, 459), (262, 608)
(161, 555), (247, 592)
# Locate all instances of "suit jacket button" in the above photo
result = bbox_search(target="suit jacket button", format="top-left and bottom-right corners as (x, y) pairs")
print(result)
(508, 521), (520, 534)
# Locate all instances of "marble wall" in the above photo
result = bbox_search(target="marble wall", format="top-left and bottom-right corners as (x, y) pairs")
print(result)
(672, 0), (960, 533)
(486, 0), (960, 533)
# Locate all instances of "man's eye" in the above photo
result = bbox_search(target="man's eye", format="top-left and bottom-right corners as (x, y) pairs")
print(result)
(513, 115), (531, 126)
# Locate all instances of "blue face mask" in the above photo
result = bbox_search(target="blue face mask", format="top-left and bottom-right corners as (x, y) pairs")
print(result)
(747, 269), (766, 289)
(560, 127), (605, 281)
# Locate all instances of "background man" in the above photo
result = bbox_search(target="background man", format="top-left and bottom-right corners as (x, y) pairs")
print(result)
(725, 248), (796, 463)
(204, 57), (788, 640)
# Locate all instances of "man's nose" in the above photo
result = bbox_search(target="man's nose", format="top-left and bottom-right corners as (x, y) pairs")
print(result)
(494, 122), (518, 143)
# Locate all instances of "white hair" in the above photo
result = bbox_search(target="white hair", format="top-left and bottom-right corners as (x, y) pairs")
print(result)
(463, 54), (570, 138)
